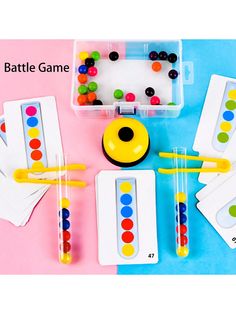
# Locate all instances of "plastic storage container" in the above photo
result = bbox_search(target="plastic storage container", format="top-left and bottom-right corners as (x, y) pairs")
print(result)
(71, 40), (183, 118)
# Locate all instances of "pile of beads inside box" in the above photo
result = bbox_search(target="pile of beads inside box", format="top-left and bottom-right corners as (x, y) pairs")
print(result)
(76, 49), (179, 106)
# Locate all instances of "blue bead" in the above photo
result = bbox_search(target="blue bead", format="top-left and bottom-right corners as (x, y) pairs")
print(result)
(78, 65), (88, 74)
(176, 213), (187, 224)
(121, 206), (133, 218)
(120, 194), (132, 205)
(60, 219), (70, 230)
(59, 208), (70, 219)
(176, 202), (186, 213)
(223, 110), (234, 121)
(27, 117), (38, 127)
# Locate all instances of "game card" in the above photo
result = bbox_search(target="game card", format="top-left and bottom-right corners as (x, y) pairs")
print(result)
(96, 170), (158, 265)
(193, 75), (236, 184)
(4, 96), (63, 178)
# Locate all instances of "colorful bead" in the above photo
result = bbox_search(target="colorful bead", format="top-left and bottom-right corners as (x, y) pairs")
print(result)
(77, 95), (87, 105)
(61, 219), (70, 230)
(168, 69), (178, 79)
(150, 96), (160, 105)
(125, 93), (136, 102)
(88, 66), (98, 76)
(59, 252), (72, 264)
(176, 224), (187, 234)
(175, 192), (186, 203)
(93, 99), (103, 106)
(62, 230), (71, 241)
(78, 85), (88, 95)
(79, 51), (89, 61)
(87, 92), (97, 102)
(145, 87), (155, 97)
(114, 89), (124, 99)
(62, 241), (71, 253)
(85, 58), (95, 68)
(152, 61), (162, 72)
(149, 51), (158, 60)
(177, 235), (188, 246)
(176, 246), (189, 257)
(60, 208), (70, 219)
(60, 197), (71, 208)
(168, 102), (176, 106)
(91, 51), (101, 61)
(78, 65), (88, 74)
(109, 51), (119, 61)
(159, 51), (168, 60)
(78, 74), (88, 84)
(168, 53), (177, 63)
(176, 202), (186, 213)
(88, 81), (98, 92)
(176, 213), (187, 224)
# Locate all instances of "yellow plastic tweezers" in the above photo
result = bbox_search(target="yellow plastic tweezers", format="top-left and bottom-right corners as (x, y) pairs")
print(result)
(158, 152), (231, 174)
(13, 164), (87, 187)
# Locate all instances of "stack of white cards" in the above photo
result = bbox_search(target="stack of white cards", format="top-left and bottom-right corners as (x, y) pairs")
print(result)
(193, 75), (236, 248)
(0, 96), (63, 226)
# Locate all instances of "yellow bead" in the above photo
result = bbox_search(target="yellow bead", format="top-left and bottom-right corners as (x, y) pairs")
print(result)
(120, 182), (132, 193)
(28, 127), (40, 138)
(79, 51), (89, 61)
(60, 197), (70, 208)
(175, 192), (187, 203)
(32, 161), (45, 168)
(59, 252), (72, 264)
(220, 121), (232, 132)
(228, 89), (236, 100)
(176, 246), (189, 257)
(122, 244), (135, 257)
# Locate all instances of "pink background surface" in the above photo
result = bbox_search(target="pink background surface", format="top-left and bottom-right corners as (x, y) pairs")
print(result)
(0, 40), (118, 274)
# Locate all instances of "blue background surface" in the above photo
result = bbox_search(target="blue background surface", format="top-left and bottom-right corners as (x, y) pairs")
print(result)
(118, 40), (236, 274)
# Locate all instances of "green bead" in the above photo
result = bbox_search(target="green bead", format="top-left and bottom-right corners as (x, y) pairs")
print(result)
(114, 89), (124, 99)
(78, 85), (88, 94)
(167, 102), (176, 106)
(91, 51), (101, 61)
(88, 82), (98, 92)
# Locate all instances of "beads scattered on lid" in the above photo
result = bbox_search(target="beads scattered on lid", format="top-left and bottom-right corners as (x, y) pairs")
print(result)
(88, 66), (98, 77)
(91, 51), (101, 61)
(145, 87), (155, 97)
(125, 93), (136, 102)
(114, 89), (124, 100)
(150, 96), (160, 105)
(109, 51), (119, 61)
(168, 69), (178, 80)
(152, 61), (162, 72)
(149, 51), (158, 60)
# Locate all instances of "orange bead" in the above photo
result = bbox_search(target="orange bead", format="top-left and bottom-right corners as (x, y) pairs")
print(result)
(78, 74), (88, 84)
(77, 94), (87, 105)
(152, 61), (162, 72)
(87, 92), (97, 102)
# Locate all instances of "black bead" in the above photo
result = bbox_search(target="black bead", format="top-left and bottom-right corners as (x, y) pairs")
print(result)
(145, 87), (155, 97)
(118, 127), (134, 142)
(159, 51), (168, 60)
(168, 53), (177, 63)
(93, 99), (103, 106)
(85, 58), (95, 67)
(168, 69), (178, 80)
(109, 51), (119, 61)
(149, 51), (158, 60)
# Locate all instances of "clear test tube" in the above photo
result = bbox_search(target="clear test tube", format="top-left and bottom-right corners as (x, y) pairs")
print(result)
(173, 147), (189, 258)
(57, 155), (72, 264)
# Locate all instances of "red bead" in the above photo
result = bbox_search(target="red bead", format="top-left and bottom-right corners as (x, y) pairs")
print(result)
(177, 235), (188, 246)
(61, 241), (71, 253)
(121, 218), (133, 230)
(125, 93), (135, 102)
(176, 224), (187, 234)
(62, 230), (71, 241)
(121, 231), (134, 243)
(88, 66), (98, 76)
(150, 96), (160, 105)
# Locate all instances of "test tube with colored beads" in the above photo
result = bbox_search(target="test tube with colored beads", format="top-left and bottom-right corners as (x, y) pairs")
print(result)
(173, 147), (189, 258)
(57, 155), (72, 264)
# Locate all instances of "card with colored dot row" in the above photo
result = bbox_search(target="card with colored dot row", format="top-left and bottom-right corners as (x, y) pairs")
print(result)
(3, 96), (63, 178)
(96, 170), (158, 265)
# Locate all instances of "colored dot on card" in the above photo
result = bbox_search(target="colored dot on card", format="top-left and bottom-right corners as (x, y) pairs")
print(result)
(225, 100), (236, 110)
(220, 121), (232, 132)
(60, 197), (70, 208)
(121, 231), (134, 243)
(27, 117), (38, 127)
(228, 89), (236, 100)
(120, 182), (132, 193)
(31, 150), (43, 161)
(28, 128), (40, 138)
(32, 161), (44, 168)
(229, 205), (236, 217)
(175, 192), (186, 203)
(29, 138), (41, 149)
(217, 132), (229, 143)
(121, 206), (133, 218)
(121, 218), (133, 230)
(120, 194), (132, 205)
(223, 110), (234, 121)
(25, 106), (37, 116)
(122, 244), (135, 257)
(0, 122), (6, 132)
